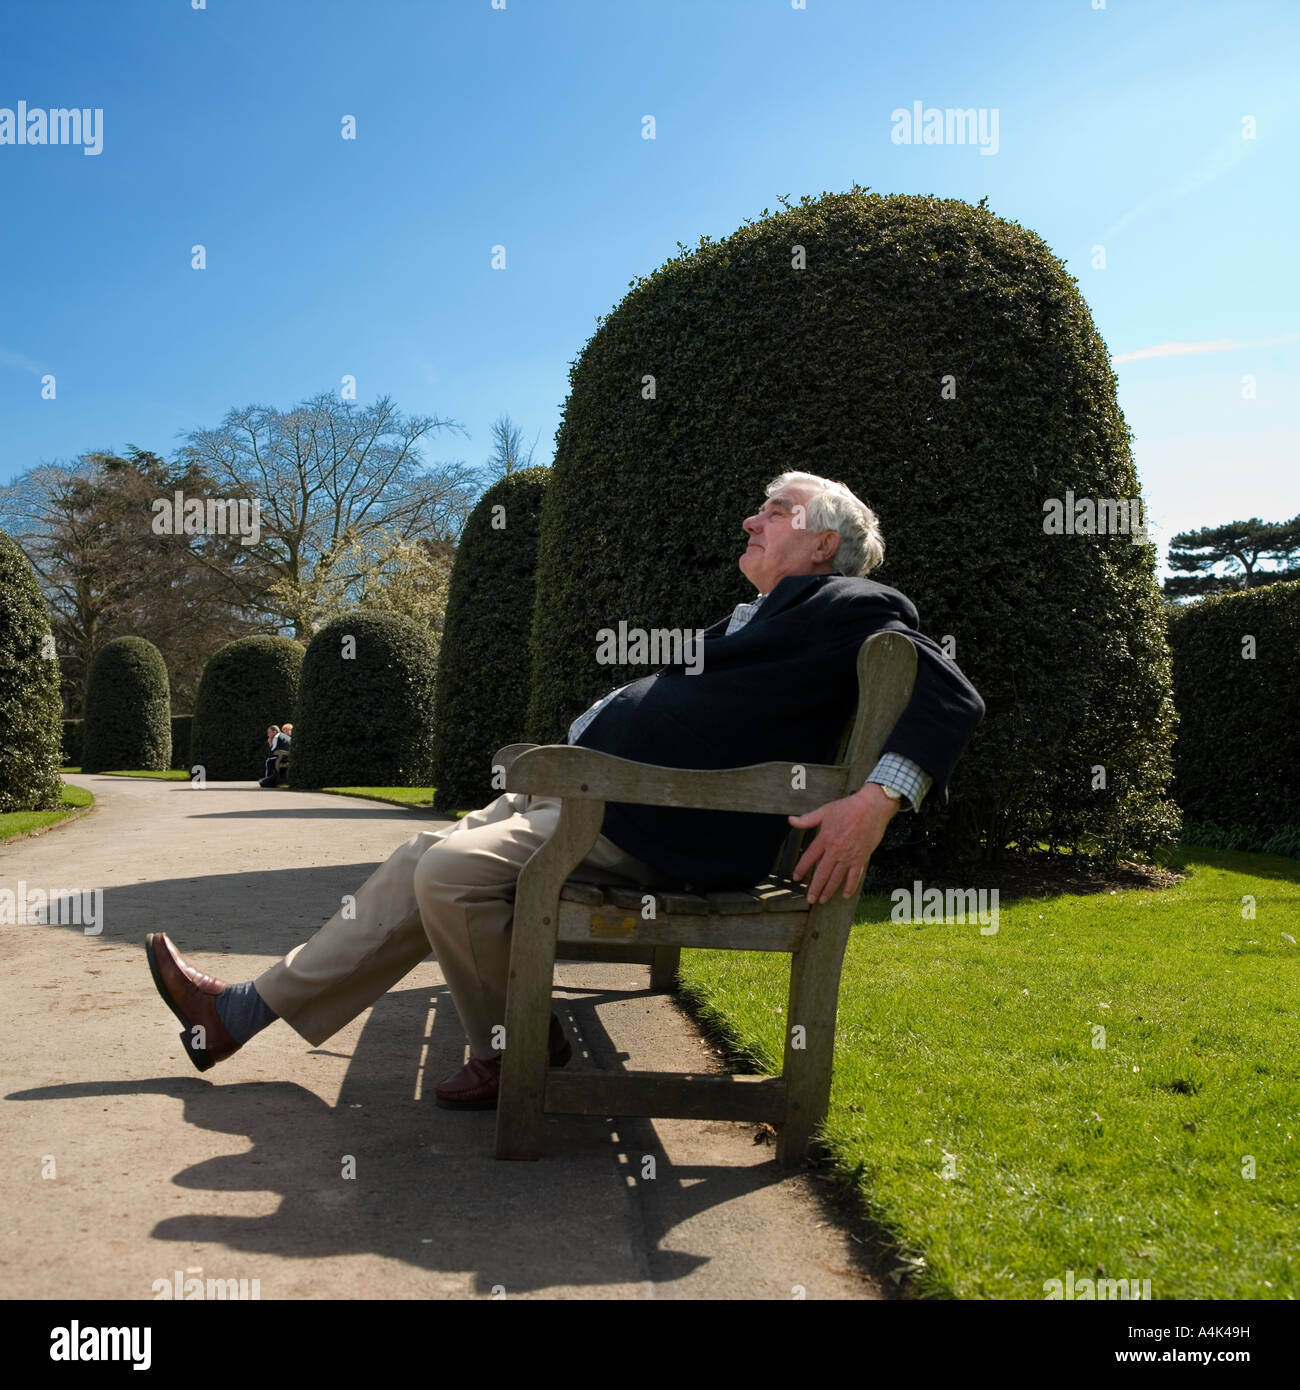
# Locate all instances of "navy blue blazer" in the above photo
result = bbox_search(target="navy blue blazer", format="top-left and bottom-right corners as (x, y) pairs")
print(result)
(572, 572), (985, 890)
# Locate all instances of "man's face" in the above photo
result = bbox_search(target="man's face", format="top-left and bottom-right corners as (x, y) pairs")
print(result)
(738, 486), (839, 594)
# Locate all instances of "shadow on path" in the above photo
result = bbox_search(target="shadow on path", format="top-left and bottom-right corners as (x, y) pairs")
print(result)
(10, 975), (803, 1294)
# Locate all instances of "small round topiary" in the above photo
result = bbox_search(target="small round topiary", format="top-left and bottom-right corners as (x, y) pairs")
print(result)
(431, 467), (549, 811)
(290, 611), (438, 788)
(190, 636), (305, 780)
(0, 529), (64, 812)
(81, 636), (171, 774)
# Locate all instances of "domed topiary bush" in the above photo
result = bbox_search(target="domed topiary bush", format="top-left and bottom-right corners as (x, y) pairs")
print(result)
(431, 467), (549, 811)
(190, 636), (304, 780)
(527, 187), (1179, 865)
(290, 611), (438, 788)
(0, 529), (64, 812)
(81, 636), (171, 774)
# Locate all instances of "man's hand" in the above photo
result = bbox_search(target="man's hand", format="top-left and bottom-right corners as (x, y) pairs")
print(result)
(789, 783), (899, 904)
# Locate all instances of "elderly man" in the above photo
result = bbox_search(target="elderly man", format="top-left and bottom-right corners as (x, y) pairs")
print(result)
(147, 471), (984, 1108)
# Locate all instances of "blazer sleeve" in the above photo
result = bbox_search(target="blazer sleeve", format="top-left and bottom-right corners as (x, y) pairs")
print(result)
(848, 588), (985, 803)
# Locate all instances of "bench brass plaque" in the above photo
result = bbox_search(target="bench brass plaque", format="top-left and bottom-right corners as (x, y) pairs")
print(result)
(589, 909), (638, 940)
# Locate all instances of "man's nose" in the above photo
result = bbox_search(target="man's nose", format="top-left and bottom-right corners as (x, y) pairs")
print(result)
(742, 514), (760, 535)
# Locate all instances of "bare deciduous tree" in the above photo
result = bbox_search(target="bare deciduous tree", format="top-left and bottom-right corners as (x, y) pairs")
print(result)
(179, 392), (478, 637)
(482, 413), (539, 482)
(0, 448), (263, 714)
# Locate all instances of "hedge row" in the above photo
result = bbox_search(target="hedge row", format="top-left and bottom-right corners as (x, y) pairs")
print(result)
(431, 468), (549, 811)
(526, 188), (1179, 864)
(1180, 820), (1300, 860)
(1167, 580), (1300, 833)
(0, 529), (63, 812)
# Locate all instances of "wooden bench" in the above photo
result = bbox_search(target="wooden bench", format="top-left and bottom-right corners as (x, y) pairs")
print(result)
(493, 630), (918, 1163)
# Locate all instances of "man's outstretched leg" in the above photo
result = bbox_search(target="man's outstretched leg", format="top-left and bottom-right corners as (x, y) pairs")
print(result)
(146, 824), (443, 1072)
(145, 792), (659, 1078)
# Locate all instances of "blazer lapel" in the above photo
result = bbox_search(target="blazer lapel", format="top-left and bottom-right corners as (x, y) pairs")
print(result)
(746, 573), (827, 626)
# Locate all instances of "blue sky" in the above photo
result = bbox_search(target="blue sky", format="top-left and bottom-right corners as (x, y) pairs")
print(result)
(1, 0), (1296, 571)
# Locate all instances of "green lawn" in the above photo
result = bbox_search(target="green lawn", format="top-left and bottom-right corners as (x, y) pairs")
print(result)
(97, 769), (191, 780)
(61, 769), (444, 809)
(320, 786), (436, 809)
(0, 782), (94, 842)
(677, 845), (1300, 1300)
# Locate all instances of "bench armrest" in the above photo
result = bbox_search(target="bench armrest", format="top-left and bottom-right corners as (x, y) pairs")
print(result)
(506, 744), (850, 815)
(491, 743), (540, 777)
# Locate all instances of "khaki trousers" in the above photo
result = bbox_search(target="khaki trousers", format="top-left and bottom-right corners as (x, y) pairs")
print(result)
(254, 794), (666, 1060)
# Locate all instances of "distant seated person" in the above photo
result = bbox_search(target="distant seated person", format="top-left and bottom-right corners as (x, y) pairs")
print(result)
(258, 723), (291, 788)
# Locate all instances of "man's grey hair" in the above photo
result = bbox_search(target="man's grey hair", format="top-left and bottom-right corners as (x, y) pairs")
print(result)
(765, 471), (885, 577)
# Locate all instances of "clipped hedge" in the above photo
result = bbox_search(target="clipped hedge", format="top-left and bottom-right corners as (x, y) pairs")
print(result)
(431, 467), (549, 811)
(290, 611), (438, 788)
(526, 188), (1179, 864)
(81, 636), (171, 773)
(170, 715), (193, 772)
(62, 718), (84, 768)
(1168, 580), (1300, 834)
(0, 529), (64, 812)
(191, 636), (304, 780)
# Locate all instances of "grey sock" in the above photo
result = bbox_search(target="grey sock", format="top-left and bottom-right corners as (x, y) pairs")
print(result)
(214, 979), (278, 1044)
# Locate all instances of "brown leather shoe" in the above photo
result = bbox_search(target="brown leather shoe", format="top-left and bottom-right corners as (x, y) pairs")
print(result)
(434, 1014), (572, 1110)
(146, 933), (241, 1073)
(434, 1054), (502, 1109)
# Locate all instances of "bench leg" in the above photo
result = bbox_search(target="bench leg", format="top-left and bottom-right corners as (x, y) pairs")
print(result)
(495, 799), (605, 1160)
(494, 941), (553, 1160)
(649, 945), (680, 991)
(776, 905), (852, 1165)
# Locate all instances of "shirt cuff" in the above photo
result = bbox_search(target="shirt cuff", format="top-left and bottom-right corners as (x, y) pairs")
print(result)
(865, 753), (932, 812)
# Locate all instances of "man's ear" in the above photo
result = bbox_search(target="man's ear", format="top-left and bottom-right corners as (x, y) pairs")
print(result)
(816, 530), (841, 563)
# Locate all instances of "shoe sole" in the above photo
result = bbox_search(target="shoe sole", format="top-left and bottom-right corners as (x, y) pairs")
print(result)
(145, 933), (216, 1073)
(433, 1037), (573, 1110)
(434, 1094), (498, 1111)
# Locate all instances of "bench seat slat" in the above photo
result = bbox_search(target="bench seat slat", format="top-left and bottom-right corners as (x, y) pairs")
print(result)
(545, 1070), (785, 1121)
(559, 882), (605, 905)
(556, 899), (802, 952)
